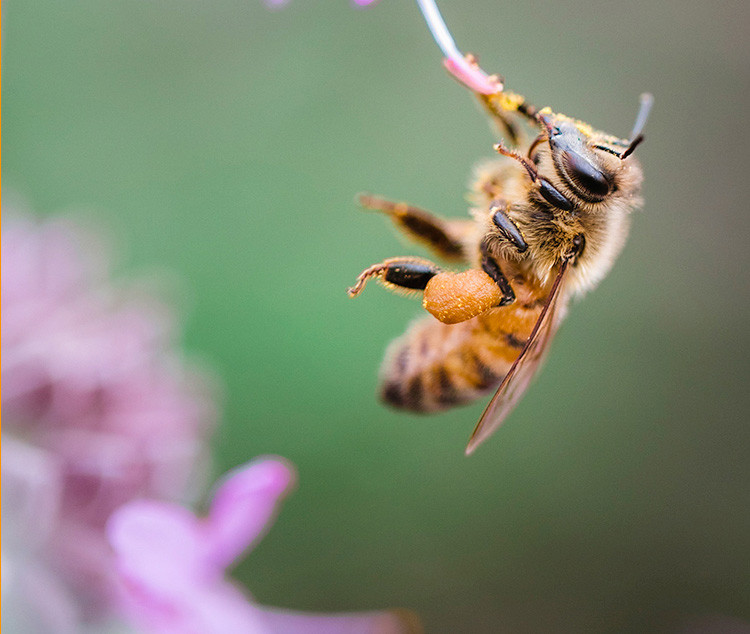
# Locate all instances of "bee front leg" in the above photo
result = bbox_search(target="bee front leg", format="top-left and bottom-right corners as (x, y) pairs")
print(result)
(445, 52), (539, 147)
(478, 90), (541, 144)
(490, 201), (528, 253)
(347, 257), (442, 298)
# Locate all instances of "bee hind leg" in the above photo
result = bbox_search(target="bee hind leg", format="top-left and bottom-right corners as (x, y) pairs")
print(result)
(357, 194), (471, 262)
(347, 257), (442, 298)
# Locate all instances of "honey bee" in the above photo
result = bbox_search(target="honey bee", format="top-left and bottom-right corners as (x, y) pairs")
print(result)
(347, 24), (651, 454)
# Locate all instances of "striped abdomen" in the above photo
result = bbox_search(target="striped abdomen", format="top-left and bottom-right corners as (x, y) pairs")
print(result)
(379, 301), (544, 412)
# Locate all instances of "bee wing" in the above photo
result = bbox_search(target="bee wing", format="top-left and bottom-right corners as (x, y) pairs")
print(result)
(465, 259), (571, 455)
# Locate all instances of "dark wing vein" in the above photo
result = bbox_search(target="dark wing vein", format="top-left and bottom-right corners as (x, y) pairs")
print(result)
(465, 258), (571, 455)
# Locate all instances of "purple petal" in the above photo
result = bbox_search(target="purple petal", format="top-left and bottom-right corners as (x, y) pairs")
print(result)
(107, 500), (209, 594)
(120, 582), (274, 634)
(204, 458), (295, 569)
(106, 458), (421, 634)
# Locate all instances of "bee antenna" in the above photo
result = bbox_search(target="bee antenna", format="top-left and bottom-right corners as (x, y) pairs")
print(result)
(616, 93), (653, 159)
(596, 93), (653, 160)
(494, 142), (538, 181)
(619, 134), (644, 160)
(629, 93), (654, 142)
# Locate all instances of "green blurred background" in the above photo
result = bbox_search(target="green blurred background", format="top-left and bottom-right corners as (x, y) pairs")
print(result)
(4, 1), (750, 632)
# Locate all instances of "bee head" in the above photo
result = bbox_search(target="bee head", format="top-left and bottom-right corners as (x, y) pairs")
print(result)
(538, 114), (615, 203)
(494, 94), (651, 212)
(531, 94), (653, 204)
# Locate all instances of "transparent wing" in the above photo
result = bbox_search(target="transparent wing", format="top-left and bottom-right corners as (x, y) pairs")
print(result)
(465, 259), (571, 455)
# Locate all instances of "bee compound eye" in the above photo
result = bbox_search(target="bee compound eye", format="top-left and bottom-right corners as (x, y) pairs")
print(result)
(561, 150), (611, 199)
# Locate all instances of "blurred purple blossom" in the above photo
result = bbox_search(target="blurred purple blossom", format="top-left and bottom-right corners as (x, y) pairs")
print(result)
(108, 457), (416, 634)
(2, 207), (217, 629)
(1, 207), (417, 633)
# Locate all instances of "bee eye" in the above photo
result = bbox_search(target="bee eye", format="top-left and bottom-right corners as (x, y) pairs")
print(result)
(561, 150), (611, 199)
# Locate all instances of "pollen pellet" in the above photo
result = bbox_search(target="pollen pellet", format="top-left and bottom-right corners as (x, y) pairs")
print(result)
(423, 270), (504, 324)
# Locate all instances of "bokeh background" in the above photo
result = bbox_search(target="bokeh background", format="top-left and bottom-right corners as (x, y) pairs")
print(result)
(4, 1), (750, 632)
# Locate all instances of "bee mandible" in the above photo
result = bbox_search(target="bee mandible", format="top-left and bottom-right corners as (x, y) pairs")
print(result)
(347, 0), (652, 454)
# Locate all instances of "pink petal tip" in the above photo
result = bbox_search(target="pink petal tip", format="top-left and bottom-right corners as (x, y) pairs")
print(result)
(442, 57), (503, 95)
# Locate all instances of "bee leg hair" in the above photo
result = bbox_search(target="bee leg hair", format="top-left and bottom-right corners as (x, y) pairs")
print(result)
(347, 257), (442, 298)
(357, 194), (469, 262)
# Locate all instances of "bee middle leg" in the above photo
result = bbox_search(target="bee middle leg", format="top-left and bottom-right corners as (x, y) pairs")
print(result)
(358, 194), (471, 262)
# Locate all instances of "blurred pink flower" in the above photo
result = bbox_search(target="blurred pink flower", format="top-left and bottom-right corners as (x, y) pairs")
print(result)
(1, 208), (217, 627)
(108, 458), (417, 634)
